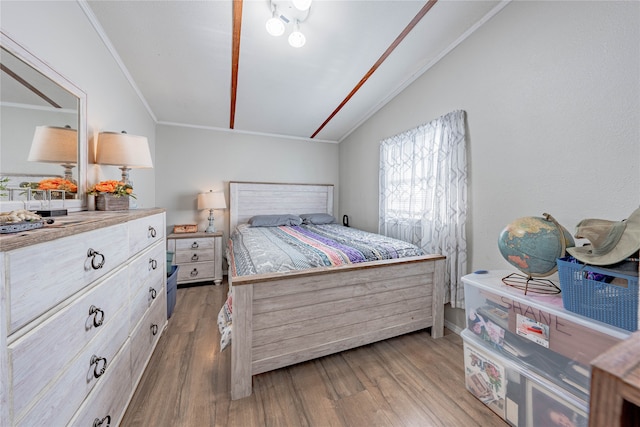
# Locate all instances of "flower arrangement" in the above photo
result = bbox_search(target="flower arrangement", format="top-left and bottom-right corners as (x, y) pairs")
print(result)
(88, 180), (135, 198)
(37, 178), (78, 193)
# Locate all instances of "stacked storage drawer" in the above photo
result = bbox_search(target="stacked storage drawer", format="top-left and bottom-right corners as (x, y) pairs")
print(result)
(461, 271), (631, 425)
(462, 329), (589, 426)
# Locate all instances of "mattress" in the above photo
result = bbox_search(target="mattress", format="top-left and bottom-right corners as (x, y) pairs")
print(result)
(218, 223), (425, 350)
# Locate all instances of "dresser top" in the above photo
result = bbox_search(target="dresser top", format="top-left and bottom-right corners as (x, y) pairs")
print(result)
(0, 208), (165, 252)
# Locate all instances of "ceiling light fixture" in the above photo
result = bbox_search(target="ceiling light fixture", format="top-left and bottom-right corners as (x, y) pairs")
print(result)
(288, 20), (306, 48)
(265, 0), (311, 48)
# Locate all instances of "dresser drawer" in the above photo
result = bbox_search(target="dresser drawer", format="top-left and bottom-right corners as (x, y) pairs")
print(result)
(177, 261), (215, 282)
(15, 307), (130, 427)
(175, 236), (214, 251)
(129, 213), (165, 255)
(130, 269), (164, 329)
(10, 266), (130, 420)
(175, 249), (214, 263)
(67, 340), (132, 427)
(8, 223), (129, 333)
(129, 241), (165, 296)
(131, 290), (167, 386)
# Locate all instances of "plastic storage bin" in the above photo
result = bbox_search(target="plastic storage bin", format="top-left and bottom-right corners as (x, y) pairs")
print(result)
(462, 271), (630, 401)
(166, 251), (175, 275)
(557, 257), (639, 331)
(462, 329), (589, 427)
(167, 265), (179, 318)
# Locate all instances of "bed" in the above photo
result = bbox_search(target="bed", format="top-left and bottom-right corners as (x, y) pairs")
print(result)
(224, 182), (446, 400)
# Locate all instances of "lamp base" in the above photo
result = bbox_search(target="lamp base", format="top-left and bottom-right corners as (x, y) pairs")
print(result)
(204, 210), (216, 233)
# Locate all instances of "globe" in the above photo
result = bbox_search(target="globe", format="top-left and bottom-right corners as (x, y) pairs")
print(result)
(498, 214), (575, 277)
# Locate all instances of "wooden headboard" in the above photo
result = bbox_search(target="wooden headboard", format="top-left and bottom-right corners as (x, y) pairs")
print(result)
(229, 182), (334, 230)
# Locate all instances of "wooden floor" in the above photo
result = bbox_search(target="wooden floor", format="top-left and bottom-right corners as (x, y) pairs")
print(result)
(121, 279), (508, 427)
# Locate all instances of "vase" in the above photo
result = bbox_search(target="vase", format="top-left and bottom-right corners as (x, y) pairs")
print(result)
(96, 193), (129, 211)
(87, 194), (96, 211)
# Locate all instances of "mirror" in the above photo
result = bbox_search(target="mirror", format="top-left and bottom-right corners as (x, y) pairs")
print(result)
(0, 30), (87, 211)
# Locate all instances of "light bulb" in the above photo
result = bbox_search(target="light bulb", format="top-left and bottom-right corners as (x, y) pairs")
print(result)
(266, 15), (285, 36)
(292, 0), (312, 11)
(288, 30), (305, 48)
(288, 21), (306, 48)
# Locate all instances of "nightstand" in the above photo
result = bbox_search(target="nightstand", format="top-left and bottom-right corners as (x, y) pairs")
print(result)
(167, 231), (223, 285)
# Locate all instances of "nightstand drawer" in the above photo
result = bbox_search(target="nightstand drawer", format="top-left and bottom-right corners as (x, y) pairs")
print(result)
(175, 237), (214, 251)
(177, 261), (215, 282)
(175, 250), (214, 263)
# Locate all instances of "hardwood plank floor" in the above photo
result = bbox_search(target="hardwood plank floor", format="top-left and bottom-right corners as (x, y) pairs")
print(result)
(121, 279), (508, 427)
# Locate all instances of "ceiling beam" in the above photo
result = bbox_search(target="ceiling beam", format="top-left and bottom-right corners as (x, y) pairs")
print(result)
(310, 0), (438, 139)
(230, 0), (243, 129)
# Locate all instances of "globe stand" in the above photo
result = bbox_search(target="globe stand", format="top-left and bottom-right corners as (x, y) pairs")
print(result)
(502, 273), (561, 295)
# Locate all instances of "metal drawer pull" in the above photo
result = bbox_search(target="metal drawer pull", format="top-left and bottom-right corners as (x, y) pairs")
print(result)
(148, 225), (157, 238)
(87, 249), (105, 270)
(90, 355), (107, 378)
(191, 241), (199, 249)
(151, 324), (159, 336)
(190, 268), (199, 277)
(93, 415), (111, 427)
(149, 258), (158, 270)
(191, 254), (199, 261)
(89, 305), (105, 327)
(149, 287), (157, 299)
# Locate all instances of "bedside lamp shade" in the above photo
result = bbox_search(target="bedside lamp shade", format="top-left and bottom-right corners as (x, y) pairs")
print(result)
(198, 190), (226, 233)
(28, 125), (78, 181)
(96, 131), (153, 184)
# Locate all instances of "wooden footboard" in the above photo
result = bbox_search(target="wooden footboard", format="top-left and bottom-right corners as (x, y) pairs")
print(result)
(230, 254), (445, 400)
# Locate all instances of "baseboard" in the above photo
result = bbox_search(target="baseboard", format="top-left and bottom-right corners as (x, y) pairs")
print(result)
(445, 319), (463, 335)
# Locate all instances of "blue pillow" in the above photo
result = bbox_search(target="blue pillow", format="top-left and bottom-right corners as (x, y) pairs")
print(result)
(249, 214), (302, 227)
(300, 213), (336, 225)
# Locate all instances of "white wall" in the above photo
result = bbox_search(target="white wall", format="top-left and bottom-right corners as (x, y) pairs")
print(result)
(1, 1), (157, 208)
(339, 1), (639, 327)
(155, 124), (339, 241)
(340, 0), (639, 267)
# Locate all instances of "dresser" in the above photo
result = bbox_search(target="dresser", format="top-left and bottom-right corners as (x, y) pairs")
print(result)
(167, 231), (222, 285)
(0, 209), (167, 427)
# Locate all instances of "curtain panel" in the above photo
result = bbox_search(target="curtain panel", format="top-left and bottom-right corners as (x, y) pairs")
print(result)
(379, 110), (468, 308)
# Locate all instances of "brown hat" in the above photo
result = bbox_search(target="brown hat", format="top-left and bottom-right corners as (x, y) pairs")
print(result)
(566, 207), (640, 266)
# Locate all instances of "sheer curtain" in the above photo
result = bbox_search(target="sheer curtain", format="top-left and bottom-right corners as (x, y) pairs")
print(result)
(379, 110), (468, 308)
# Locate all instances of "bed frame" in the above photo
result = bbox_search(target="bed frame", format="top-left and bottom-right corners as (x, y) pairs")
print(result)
(228, 182), (446, 400)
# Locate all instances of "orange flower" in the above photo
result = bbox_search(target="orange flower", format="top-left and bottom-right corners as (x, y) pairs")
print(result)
(88, 180), (135, 198)
(38, 178), (77, 193)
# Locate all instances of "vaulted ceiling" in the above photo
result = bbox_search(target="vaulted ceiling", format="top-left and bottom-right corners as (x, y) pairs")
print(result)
(83, 0), (505, 143)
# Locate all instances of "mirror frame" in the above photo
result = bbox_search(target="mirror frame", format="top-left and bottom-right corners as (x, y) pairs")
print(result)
(0, 30), (87, 211)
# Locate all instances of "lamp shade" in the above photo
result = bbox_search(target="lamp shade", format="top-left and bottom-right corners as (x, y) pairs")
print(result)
(96, 131), (153, 168)
(198, 190), (226, 210)
(28, 125), (77, 164)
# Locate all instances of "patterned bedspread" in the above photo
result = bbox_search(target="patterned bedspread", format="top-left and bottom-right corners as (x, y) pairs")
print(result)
(217, 223), (425, 350)
(229, 223), (425, 276)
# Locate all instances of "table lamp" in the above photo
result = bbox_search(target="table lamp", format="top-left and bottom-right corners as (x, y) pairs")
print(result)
(197, 190), (226, 233)
(28, 125), (78, 181)
(95, 131), (153, 184)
